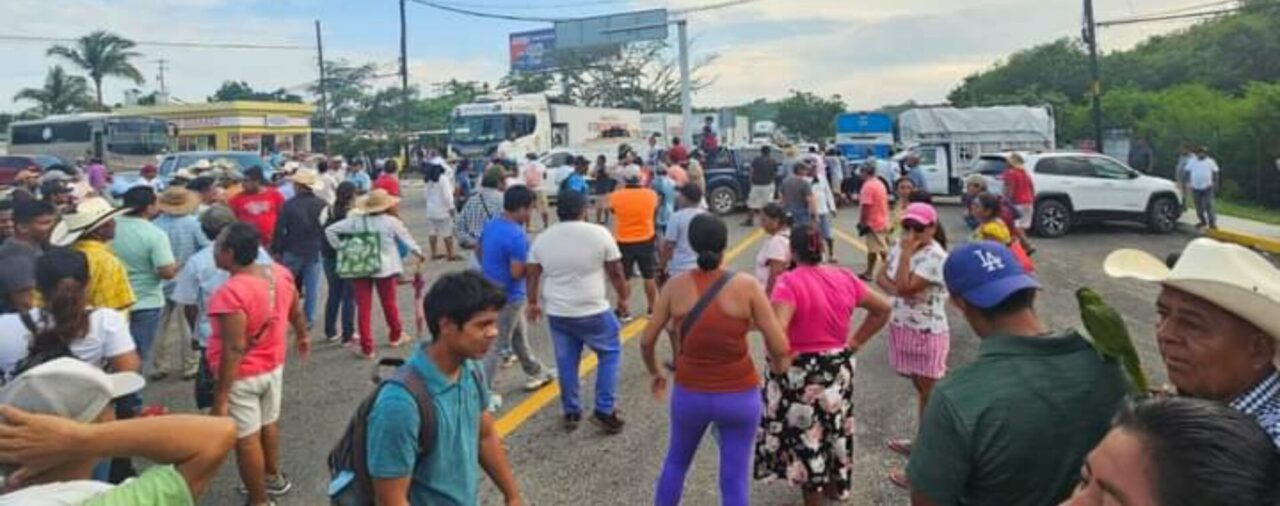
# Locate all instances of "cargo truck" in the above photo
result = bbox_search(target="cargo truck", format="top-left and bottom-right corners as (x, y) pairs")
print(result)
(449, 93), (641, 166)
(896, 106), (1056, 195)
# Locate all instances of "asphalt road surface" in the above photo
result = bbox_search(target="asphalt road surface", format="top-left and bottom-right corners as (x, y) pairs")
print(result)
(145, 184), (1192, 505)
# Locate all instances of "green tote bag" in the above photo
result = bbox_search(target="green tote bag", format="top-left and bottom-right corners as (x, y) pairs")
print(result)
(336, 216), (382, 279)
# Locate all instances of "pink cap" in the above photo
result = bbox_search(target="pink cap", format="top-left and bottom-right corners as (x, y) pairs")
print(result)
(901, 203), (938, 226)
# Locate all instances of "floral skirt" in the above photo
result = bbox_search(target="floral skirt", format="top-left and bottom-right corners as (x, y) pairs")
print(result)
(753, 348), (857, 495)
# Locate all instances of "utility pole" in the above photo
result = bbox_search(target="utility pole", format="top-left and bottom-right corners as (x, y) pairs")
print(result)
(1084, 0), (1104, 153)
(399, 0), (411, 166)
(155, 59), (168, 96)
(315, 20), (330, 157)
(677, 19), (692, 149)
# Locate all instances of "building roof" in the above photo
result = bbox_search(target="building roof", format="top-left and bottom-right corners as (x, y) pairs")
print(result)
(116, 100), (315, 117)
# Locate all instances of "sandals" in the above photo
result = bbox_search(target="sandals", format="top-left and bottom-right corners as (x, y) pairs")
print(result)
(888, 468), (911, 489)
(887, 438), (913, 456)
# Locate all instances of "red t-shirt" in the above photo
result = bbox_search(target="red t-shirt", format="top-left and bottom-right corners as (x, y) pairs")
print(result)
(374, 174), (401, 196)
(1003, 168), (1035, 205)
(859, 178), (890, 232)
(228, 188), (285, 248)
(668, 145), (689, 165)
(207, 264), (296, 379)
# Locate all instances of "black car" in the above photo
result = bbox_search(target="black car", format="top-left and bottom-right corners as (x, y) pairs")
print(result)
(703, 146), (802, 215)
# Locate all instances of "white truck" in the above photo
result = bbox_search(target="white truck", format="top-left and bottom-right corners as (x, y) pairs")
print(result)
(449, 93), (641, 165)
(897, 106), (1056, 196)
(641, 113), (684, 143)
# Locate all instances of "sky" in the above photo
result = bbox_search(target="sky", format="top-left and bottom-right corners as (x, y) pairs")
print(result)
(0, 0), (1217, 114)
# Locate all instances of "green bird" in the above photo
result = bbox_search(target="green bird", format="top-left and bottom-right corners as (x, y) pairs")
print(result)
(1076, 287), (1149, 394)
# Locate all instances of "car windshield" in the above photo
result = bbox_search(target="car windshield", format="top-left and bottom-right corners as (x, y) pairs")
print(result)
(449, 114), (535, 144)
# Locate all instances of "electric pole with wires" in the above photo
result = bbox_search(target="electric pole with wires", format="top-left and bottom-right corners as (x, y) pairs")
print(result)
(1084, 0), (1104, 153)
(400, 0), (412, 167)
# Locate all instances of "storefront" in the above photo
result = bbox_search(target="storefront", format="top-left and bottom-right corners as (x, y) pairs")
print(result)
(117, 101), (315, 153)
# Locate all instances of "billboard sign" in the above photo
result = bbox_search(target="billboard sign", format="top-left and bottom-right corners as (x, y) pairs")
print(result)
(510, 29), (557, 73)
(554, 9), (668, 50)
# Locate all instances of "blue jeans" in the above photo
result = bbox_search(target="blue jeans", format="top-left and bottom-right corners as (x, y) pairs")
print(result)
(322, 256), (355, 340)
(1193, 188), (1217, 228)
(548, 311), (621, 416)
(117, 307), (162, 418)
(283, 251), (322, 326)
(789, 206), (812, 227)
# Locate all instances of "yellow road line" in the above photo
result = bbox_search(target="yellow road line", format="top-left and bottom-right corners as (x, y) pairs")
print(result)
(833, 228), (869, 253)
(496, 227), (766, 437)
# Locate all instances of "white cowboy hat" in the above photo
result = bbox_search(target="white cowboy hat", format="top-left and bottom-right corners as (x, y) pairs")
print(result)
(289, 168), (320, 188)
(50, 197), (128, 247)
(281, 161), (302, 175)
(351, 189), (399, 215)
(1105, 238), (1280, 366)
(186, 159), (213, 171)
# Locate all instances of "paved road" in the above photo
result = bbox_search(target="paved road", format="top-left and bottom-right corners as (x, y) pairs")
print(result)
(145, 187), (1191, 505)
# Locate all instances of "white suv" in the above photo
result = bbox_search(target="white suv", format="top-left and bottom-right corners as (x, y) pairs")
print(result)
(968, 152), (1183, 238)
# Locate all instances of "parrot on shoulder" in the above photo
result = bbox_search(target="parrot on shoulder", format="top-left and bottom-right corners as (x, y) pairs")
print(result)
(1076, 287), (1149, 394)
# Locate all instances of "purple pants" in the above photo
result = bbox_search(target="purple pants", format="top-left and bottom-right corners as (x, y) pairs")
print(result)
(655, 383), (762, 506)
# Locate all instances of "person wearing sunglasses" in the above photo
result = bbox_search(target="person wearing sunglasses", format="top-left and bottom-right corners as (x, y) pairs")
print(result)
(874, 202), (951, 488)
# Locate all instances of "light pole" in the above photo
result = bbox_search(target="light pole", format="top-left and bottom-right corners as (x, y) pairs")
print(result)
(677, 19), (692, 148)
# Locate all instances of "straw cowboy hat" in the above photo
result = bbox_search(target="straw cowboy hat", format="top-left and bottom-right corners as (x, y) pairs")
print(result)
(182, 159), (213, 173)
(50, 197), (128, 247)
(1105, 238), (1280, 366)
(289, 169), (320, 188)
(157, 187), (200, 216)
(351, 189), (399, 215)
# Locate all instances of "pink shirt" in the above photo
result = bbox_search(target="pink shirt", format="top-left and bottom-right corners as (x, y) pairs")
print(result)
(770, 265), (868, 354)
(859, 178), (890, 232)
(207, 264), (296, 379)
(667, 165), (689, 186)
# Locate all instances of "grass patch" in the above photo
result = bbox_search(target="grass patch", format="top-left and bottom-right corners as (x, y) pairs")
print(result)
(1218, 199), (1280, 225)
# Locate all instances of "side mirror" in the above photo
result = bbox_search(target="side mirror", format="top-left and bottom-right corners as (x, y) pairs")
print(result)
(1129, 171), (1140, 179)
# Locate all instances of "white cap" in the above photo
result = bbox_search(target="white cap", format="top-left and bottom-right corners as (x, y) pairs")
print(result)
(0, 358), (145, 423)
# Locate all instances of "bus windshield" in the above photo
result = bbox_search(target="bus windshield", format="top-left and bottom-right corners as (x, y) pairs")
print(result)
(449, 114), (535, 145)
(108, 118), (169, 156)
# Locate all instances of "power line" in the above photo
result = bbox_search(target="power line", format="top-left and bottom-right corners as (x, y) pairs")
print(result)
(1097, 6), (1240, 26)
(0, 34), (312, 51)
(406, 0), (763, 22)
(430, 0), (634, 9)
(674, 0), (762, 15)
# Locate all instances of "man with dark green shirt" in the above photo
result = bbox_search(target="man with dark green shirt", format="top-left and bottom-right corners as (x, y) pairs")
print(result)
(905, 242), (1127, 506)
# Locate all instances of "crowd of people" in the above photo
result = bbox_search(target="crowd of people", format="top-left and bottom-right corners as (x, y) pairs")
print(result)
(0, 135), (1275, 506)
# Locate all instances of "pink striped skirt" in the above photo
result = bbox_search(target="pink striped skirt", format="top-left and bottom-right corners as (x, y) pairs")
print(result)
(887, 323), (950, 380)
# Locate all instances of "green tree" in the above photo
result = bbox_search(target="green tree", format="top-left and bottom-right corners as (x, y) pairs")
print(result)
(310, 59), (377, 127)
(774, 90), (845, 142)
(209, 81), (302, 103)
(498, 72), (554, 94)
(13, 66), (94, 116)
(47, 30), (144, 108)
(554, 42), (716, 111)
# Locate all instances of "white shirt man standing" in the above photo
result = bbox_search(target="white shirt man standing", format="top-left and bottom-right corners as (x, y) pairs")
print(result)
(1185, 146), (1220, 229)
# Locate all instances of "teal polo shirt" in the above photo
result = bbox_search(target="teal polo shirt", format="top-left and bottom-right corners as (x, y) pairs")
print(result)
(906, 330), (1127, 506)
(365, 346), (490, 506)
(112, 215), (175, 311)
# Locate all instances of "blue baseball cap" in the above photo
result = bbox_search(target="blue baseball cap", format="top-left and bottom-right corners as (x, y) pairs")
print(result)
(944, 242), (1040, 308)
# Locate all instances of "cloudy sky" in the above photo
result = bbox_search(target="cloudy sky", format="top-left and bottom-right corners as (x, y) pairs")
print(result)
(0, 0), (1214, 114)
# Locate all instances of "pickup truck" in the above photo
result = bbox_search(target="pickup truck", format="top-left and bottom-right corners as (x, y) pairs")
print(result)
(704, 146), (801, 215)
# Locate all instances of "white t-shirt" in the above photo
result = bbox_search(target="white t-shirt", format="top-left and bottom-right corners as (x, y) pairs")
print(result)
(527, 221), (622, 318)
(423, 177), (455, 220)
(755, 231), (791, 289)
(884, 242), (950, 334)
(0, 308), (136, 384)
(1185, 156), (1219, 191)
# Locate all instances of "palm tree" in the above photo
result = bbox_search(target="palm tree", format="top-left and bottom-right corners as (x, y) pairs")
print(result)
(13, 66), (94, 116)
(47, 30), (145, 108)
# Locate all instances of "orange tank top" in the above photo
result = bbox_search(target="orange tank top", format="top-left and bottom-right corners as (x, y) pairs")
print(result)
(674, 270), (760, 393)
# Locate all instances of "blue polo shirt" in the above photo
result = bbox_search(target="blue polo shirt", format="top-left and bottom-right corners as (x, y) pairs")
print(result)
(479, 217), (528, 302)
(364, 346), (489, 506)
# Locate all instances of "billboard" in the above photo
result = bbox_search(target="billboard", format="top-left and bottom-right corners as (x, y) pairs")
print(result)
(554, 9), (668, 50)
(510, 29), (557, 73)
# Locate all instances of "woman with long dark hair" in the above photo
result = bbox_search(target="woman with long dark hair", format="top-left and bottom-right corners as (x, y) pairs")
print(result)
(642, 213), (791, 506)
(755, 223), (891, 505)
(0, 247), (141, 387)
(321, 181), (358, 344)
(754, 203), (792, 295)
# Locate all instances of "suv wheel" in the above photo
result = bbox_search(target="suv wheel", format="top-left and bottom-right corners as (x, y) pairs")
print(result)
(708, 186), (737, 215)
(1034, 199), (1072, 238)
(1146, 196), (1179, 234)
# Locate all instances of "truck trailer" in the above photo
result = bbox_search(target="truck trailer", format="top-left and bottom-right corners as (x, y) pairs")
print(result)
(896, 106), (1056, 195)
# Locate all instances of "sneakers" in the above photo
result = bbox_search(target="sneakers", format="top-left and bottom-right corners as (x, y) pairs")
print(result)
(523, 370), (557, 392)
(500, 355), (518, 369)
(564, 413), (581, 432)
(325, 334), (341, 344)
(488, 393), (504, 412)
(590, 410), (625, 434)
(236, 473), (293, 497)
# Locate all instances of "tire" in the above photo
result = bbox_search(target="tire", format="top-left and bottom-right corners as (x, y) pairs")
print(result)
(1033, 199), (1072, 238)
(708, 186), (737, 215)
(1146, 195), (1179, 234)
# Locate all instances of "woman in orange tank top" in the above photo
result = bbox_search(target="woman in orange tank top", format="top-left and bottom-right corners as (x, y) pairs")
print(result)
(641, 213), (791, 506)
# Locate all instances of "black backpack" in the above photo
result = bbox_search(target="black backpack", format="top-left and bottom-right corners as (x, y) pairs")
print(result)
(327, 357), (479, 505)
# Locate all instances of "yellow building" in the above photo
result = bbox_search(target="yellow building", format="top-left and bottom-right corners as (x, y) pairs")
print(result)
(117, 101), (315, 153)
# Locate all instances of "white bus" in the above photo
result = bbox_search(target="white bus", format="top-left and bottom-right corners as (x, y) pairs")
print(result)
(6, 113), (170, 172)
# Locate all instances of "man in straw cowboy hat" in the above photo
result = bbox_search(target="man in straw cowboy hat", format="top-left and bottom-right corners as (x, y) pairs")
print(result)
(51, 197), (134, 312)
(274, 169), (330, 328)
(1105, 238), (1280, 448)
(151, 186), (210, 381)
